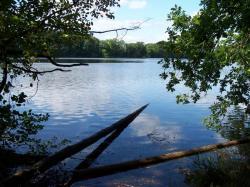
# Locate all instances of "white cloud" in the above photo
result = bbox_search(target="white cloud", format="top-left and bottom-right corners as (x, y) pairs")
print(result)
(120, 0), (147, 9)
(131, 113), (182, 145)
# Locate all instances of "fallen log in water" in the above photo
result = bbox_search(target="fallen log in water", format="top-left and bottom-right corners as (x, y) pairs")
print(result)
(75, 125), (132, 170)
(64, 106), (144, 186)
(72, 138), (250, 181)
(2, 104), (148, 186)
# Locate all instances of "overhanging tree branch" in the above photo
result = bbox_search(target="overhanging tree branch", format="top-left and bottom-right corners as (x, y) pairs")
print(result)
(5, 1), (106, 45)
(12, 64), (71, 74)
(46, 56), (89, 67)
(90, 18), (151, 35)
(90, 26), (141, 34)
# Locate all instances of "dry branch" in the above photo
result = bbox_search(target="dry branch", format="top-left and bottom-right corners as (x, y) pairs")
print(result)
(2, 104), (148, 186)
(72, 138), (250, 181)
(90, 18), (151, 35)
(90, 27), (140, 34)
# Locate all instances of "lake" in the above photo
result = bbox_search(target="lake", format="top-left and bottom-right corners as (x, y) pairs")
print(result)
(21, 58), (226, 186)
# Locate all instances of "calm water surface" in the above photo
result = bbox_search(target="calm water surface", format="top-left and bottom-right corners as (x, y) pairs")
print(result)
(22, 59), (225, 186)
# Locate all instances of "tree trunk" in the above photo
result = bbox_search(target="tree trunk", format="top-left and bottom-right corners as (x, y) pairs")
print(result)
(72, 138), (250, 181)
(64, 110), (139, 186)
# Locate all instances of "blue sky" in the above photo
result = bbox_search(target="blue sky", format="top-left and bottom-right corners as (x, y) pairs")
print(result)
(93, 0), (201, 43)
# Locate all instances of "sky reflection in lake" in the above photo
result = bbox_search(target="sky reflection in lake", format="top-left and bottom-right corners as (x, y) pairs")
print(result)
(22, 59), (224, 186)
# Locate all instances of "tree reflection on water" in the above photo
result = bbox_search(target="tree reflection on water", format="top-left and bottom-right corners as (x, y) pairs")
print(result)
(184, 107), (250, 187)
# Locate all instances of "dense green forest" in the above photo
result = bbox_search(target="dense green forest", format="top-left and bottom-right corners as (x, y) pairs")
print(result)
(55, 37), (170, 58)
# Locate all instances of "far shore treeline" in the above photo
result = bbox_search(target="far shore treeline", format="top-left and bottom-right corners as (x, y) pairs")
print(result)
(54, 37), (172, 58)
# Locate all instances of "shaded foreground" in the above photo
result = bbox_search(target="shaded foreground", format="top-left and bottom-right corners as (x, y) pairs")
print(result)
(1, 104), (250, 186)
(72, 138), (250, 182)
(2, 104), (148, 186)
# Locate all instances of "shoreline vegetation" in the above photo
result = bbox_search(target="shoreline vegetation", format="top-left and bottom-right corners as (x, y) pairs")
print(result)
(52, 37), (171, 59)
(36, 57), (161, 63)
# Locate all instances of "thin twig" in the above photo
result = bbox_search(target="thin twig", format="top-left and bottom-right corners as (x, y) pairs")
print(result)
(28, 77), (39, 99)
(91, 18), (151, 40)
(90, 26), (140, 34)
(91, 18), (151, 35)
